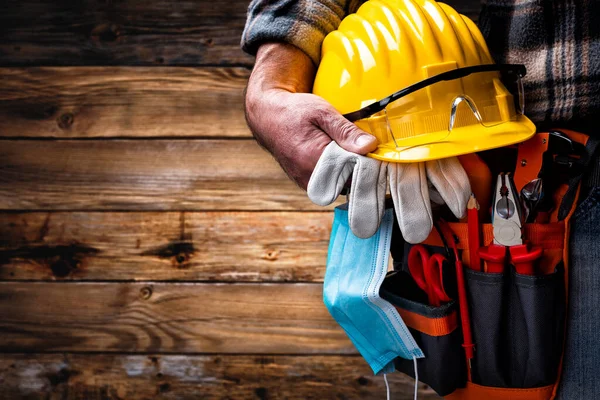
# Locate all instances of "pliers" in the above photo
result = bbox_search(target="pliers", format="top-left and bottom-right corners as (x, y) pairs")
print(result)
(478, 173), (543, 275)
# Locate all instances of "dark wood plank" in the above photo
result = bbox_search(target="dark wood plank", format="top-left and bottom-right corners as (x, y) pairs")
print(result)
(0, 354), (439, 399)
(0, 282), (353, 354)
(0, 67), (250, 138)
(0, 139), (330, 211)
(0, 0), (253, 66)
(0, 211), (331, 282)
(0, 0), (479, 67)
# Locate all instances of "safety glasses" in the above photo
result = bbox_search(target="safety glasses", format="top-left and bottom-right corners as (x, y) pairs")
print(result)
(343, 64), (527, 149)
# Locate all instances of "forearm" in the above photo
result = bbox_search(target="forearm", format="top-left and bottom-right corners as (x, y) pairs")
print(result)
(244, 42), (376, 189)
(245, 43), (314, 152)
(246, 43), (315, 102)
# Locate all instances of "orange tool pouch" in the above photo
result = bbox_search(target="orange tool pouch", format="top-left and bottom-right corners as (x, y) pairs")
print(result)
(379, 129), (600, 399)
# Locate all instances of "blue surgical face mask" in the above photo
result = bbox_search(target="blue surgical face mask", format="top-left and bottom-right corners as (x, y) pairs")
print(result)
(324, 205), (424, 375)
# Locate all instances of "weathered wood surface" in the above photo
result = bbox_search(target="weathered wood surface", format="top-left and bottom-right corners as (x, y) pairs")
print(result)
(0, 140), (331, 211)
(0, 67), (251, 138)
(0, 0), (253, 66)
(0, 282), (354, 354)
(0, 354), (439, 399)
(0, 212), (331, 281)
(0, 0), (479, 67)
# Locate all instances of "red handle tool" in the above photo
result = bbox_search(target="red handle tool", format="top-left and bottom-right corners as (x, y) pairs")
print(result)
(510, 244), (543, 275)
(478, 244), (506, 273)
(437, 222), (475, 369)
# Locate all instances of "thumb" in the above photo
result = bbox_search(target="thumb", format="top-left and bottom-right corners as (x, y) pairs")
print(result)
(315, 106), (378, 154)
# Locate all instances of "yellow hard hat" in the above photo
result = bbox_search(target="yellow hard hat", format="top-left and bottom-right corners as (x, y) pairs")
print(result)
(313, 0), (536, 162)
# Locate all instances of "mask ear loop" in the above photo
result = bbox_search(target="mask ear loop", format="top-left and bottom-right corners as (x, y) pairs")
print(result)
(413, 355), (419, 400)
(384, 373), (391, 400)
(384, 359), (418, 400)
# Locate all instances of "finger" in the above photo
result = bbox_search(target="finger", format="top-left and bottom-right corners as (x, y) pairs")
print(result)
(348, 157), (388, 238)
(314, 106), (378, 154)
(389, 163), (433, 244)
(347, 158), (387, 239)
(307, 142), (355, 206)
(426, 157), (471, 219)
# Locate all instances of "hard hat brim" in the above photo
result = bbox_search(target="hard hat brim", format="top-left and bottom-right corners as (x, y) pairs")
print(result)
(368, 116), (537, 162)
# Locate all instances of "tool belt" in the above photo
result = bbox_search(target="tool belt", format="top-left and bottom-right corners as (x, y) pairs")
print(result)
(379, 129), (600, 399)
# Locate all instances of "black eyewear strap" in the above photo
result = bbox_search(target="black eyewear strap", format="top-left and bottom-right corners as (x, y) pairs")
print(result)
(343, 64), (527, 122)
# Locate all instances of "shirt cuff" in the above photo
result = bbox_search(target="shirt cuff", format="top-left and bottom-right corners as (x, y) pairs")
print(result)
(241, 0), (345, 65)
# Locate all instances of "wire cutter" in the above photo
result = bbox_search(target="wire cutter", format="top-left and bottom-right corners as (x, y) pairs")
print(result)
(408, 244), (452, 306)
(478, 173), (543, 275)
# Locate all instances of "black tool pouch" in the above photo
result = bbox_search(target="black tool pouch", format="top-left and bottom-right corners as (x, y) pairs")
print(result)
(380, 240), (466, 397)
(465, 264), (565, 388)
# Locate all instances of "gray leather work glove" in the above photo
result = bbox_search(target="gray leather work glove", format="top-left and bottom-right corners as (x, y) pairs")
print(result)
(307, 142), (471, 242)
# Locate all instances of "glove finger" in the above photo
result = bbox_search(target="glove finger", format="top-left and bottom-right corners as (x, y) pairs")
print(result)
(426, 157), (471, 219)
(307, 141), (355, 206)
(389, 162), (433, 244)
(348, 157), (388, 238)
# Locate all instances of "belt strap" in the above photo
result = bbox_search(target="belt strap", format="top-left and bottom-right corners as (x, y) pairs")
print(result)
(394, 306), (458, 337)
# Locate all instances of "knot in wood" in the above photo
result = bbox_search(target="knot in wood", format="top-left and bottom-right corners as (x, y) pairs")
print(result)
(50, 258), (75, 278)
(91, 23), (121, 42)
(261, 249), (280, 261)
(57, 113), (74, 130)
(139, 286), (153, 300)
(175, 253), (188, 264)
(356, 376), (370, 386)
(158, 383), (171, 393)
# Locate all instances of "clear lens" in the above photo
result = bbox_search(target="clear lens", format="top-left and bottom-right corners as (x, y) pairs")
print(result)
(365, 70), (524, 150)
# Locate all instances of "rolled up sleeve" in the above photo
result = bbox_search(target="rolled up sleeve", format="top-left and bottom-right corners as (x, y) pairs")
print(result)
(241, 0), (353, 65)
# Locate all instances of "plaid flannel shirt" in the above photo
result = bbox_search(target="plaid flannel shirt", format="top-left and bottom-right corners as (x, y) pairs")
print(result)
(242, 0), (600, 135)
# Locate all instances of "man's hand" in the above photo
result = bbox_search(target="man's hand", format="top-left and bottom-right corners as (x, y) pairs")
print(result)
(245, 42), (378, 189)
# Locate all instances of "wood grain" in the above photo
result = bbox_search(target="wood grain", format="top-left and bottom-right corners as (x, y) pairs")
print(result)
(0, 0), (479, 67)
(0, 139), (329, 211)
(0, 211), (331, 281)
(0, 0), (254, 66)
(0, 354), (440, 399)
(0, 67), (250, 138)
(0, 282), (354, 354)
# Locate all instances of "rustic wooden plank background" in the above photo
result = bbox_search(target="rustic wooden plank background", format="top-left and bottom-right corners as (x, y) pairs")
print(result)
(0, 140), (324, 211)
(0, 0), (480, 398)
(0, 355), (430, 400)
(0, 212), (331, 281)
(0, 68), (250, 138)
(0, 0), (254, 66)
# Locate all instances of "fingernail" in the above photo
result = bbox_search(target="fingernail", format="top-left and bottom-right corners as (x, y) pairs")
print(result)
(354, 134), (377, 149)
